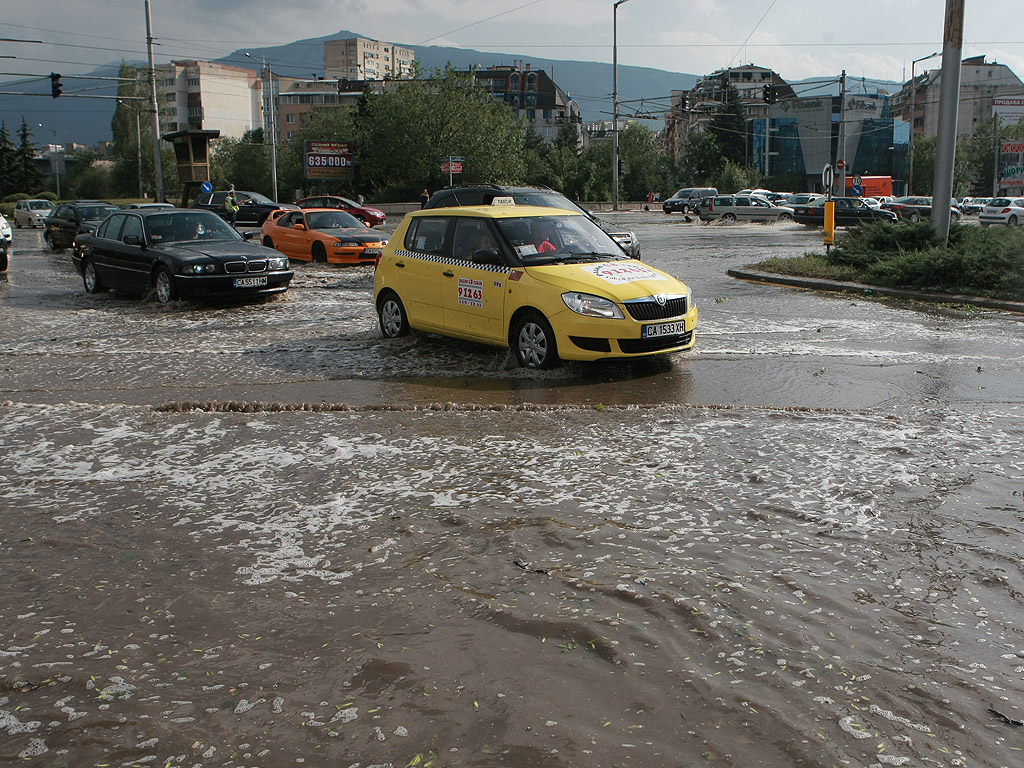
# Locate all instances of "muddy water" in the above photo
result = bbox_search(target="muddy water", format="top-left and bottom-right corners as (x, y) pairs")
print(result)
(2, 402), (1023, 766)
(2, 220), (1024, 766)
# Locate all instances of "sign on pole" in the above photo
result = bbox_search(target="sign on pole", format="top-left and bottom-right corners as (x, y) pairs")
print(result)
(999, 140), (1024, 189)
(821, 163), (834, 198)
(304, 141), (354, 180)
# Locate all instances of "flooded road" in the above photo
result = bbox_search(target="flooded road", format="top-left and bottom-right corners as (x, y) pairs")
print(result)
(2, 216), (1023, 767)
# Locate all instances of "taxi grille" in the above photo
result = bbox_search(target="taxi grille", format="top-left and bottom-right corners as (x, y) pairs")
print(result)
(624, 297), (687, 321)
(619, 331), (693, 354)
(224, 260), (267, 274)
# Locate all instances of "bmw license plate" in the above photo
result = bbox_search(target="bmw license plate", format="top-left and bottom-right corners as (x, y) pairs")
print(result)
(642, 320), (686, 339)
(234, 276), (268, 288)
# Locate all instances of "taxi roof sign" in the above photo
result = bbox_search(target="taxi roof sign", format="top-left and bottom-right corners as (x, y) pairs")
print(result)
(490, 196), (516, 206)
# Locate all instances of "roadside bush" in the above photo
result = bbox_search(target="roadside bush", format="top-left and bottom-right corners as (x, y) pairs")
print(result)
(829, 222), (1024, 299)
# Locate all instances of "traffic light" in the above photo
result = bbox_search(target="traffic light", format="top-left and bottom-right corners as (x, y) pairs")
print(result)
(762, 84), (777, 104)
(50, 73), (62, 98)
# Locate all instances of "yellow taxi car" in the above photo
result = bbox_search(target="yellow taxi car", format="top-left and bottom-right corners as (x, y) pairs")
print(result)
(260, 208), (387, 264)
(373, 202), (697, 368)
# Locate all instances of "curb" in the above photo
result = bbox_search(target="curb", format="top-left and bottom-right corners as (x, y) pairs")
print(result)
(727, 269), (1024, 314)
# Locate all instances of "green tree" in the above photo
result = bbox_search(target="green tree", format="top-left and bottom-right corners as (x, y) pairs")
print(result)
(911, 134), (936, 196)
(714, 160), (759, 193)
(578, 141), (612, 201)
(708, 85), (747, 166)
(680, 130), (725, 187)
(0, 122), (15, 198)
(618, 123), (666, 200)
(276, 105), (359, 199)
(522, 125), (551, 187)
(355, 65), (525, 200)
(14, 118), (43, 195)
(212, 129), (275, 195)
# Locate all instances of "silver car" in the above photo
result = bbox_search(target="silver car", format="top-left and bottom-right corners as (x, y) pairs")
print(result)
(13, 199), (55, 228)
(698, 194), (794, 223)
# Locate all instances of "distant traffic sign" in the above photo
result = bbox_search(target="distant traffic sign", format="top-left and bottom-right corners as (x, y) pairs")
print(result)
(850, 184), (863, 197)
(201, 181), (213, 194)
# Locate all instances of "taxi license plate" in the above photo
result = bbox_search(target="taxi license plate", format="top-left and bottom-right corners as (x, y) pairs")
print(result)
(234, 276), (268, 288)
(642, 320), (686, 339)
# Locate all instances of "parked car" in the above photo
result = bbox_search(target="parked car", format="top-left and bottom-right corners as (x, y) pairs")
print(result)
(71, 209), (292, 303)
(785, 193), (824, 208)
(978, 197), (1024, 227)
(882, 196), (962, 223)
(124, 202), (176, 210)
(424, 185), (641, 258)
(42, 200), (121, 251)
(662, 187), (718, 214)
(791, 197), (898, 227)
(260, 208), (388, 264)
(698, 195), (794, 223)
(13, 198), (55, 228)
(190, 190), (297, 226)
(962, 197), (991, 214)
(374, 204), (697, 369)
(0, 212), (11, 271)
(295, 195), (386, 227)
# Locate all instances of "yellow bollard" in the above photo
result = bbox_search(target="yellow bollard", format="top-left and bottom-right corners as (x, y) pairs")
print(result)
(824, 200), (835, 247)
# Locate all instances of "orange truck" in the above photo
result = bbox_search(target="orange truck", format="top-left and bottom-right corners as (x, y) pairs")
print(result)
(845, 175), (893, 198)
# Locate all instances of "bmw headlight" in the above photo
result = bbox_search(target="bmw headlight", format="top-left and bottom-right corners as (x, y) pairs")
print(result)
(562, 292), (624, 319)
(184, 263), (218, 274)
(267, 256), (288, 270)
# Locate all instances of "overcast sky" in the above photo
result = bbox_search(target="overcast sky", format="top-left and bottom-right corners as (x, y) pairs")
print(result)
(4, 0), (1023, 85)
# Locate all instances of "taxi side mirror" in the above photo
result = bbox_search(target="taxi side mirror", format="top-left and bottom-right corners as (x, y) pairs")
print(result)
(471, 248), (502, 266)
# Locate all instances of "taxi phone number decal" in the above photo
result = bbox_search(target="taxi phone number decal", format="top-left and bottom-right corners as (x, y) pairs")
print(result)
(458, 277), (484, 307)
(582, 263), (666, 284)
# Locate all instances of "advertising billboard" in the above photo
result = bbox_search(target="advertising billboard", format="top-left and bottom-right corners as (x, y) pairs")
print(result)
(304, 141), (354, 180)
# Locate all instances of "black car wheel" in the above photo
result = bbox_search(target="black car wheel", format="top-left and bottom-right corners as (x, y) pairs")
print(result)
(908, 212), (920, 222)
(154, 266), (178, 304)
(312, 242), (327, 263)
(682, 204), (691, 215)
(44, 230), (59, 251)
(1008, 215), (1018, 227)
(262, 236), (275, 249)
(378, 291), (410, 338)
(81, 258), (107, 294)
(0, 249), (7, 272)
(721, 213), (736, 223)
(512, 312), (559, 370)
(778, 212), (792, 221)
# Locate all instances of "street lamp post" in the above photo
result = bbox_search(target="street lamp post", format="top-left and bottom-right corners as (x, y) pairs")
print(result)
(907, 51), (940, 195)
(119, 100), (144, 198)
(246, 52), (279, 202)
(612, 0), (632, 211)
(37, 123), (60, 199)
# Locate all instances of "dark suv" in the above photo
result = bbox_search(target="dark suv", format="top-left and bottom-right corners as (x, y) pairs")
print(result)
(190, 190), (297, 226)
(42, 200), (120, 251)
(423, 185), (640, 258)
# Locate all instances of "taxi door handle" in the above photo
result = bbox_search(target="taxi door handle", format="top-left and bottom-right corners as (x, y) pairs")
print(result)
(442, 270), (454, 278)
(395, 261), (406, 268)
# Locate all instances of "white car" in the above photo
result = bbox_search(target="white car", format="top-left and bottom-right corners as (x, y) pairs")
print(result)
(1, 213), (11, 271)
(978, 197), (1024, 227)
(13, 198), (55, 228)
(698, 194), (794, 223)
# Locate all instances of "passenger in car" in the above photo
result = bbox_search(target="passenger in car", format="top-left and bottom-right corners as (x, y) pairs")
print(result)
(533, 222), (557, 252)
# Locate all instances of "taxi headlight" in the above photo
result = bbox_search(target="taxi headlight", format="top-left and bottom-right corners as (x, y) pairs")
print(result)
(267, 256), (288, 270)
(562, 292), (624, 319)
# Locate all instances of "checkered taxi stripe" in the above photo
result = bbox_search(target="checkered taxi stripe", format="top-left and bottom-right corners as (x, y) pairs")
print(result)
(393, 248), (511, 275)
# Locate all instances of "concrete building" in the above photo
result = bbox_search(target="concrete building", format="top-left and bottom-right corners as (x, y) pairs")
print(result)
(471, 63), (581, 145)
(890, 56), (1024, 140)
(155, 60), (259, 139)
(324, 38), (415, 81)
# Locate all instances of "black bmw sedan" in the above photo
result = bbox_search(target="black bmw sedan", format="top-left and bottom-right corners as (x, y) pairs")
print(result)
(71, 209), (293, 303)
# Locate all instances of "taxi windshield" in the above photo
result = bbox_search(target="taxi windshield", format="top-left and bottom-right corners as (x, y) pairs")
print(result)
(496, 215), (628, 266)
(306, 210), (363, 230)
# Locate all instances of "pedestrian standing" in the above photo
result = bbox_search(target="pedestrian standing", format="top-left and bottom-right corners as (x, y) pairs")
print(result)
(420, 189), (430, 209)
(224, 187), (240, 227)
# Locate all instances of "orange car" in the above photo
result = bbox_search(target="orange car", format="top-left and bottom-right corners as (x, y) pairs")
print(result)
(260, 208), (388, 264)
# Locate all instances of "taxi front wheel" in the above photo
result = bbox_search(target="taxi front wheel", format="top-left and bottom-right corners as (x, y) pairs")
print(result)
(512, 312), (559, 369)
(378, 291), (410, 338)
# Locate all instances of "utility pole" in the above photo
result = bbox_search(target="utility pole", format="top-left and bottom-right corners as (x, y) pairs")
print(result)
(145, 0), (164, 202)
(838, 71), (847, 195)
(907, 51), (941, 195)
(612, 0), (632, 211)
(931, 0), (965, 243)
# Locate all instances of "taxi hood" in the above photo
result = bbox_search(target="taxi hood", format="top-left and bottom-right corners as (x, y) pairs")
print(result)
(524, 259), (684, 301)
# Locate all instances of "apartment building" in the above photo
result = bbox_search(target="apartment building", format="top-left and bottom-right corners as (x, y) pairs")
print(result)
(155, 60), (259, 140)
(324, 38), (415, 81)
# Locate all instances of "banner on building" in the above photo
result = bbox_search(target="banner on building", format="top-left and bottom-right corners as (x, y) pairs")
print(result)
(999, 139), (1024, 188)
(304, 141), (354, 180)
(992, 98), (1024, 124)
